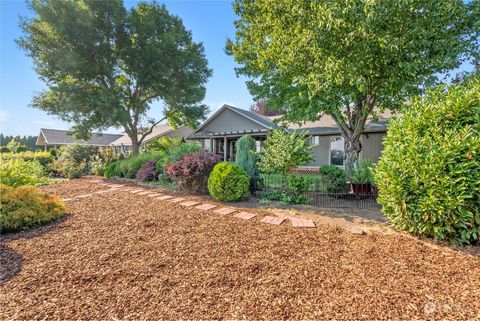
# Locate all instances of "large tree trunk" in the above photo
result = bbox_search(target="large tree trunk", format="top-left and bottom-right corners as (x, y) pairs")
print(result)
(344, 134), (362, 179)
(129, 132), (140, 156)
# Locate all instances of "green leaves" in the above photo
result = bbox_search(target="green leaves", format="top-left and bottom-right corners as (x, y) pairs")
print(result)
(18, 0), (211, 153)
(375, 76), (480, 245)
(258, 129), (312, 175)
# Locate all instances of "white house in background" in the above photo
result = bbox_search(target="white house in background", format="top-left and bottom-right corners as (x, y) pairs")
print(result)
(36, 125), (194, 155)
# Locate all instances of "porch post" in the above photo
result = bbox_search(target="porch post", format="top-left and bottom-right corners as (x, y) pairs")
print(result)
(209, 137), (213, 153)
(223, 136), (227, 161)
(44, 145), (47, 151)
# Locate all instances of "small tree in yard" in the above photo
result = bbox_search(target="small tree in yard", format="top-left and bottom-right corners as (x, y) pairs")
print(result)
(18, 0), (212, 156)
(235, 135), (257, 178)
(259, 129), (312, 176)
(228, 0), (479, 170)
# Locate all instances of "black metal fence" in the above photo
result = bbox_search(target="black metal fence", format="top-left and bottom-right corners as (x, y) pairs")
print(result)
(252, 175), (379, 209)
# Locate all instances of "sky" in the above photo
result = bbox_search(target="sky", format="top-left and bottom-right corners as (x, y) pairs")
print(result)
(0, 0), (253, 136)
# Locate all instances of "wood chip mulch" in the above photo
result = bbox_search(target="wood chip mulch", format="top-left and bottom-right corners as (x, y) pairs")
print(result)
(1, 178), (479, 320)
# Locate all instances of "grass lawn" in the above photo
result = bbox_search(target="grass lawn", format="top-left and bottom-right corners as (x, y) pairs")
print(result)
(0, 178), (479, 319)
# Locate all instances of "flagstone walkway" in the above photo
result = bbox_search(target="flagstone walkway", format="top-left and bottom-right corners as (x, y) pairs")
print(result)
(62, 180), (317, 229)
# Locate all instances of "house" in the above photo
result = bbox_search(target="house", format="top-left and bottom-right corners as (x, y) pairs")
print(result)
(36, 125), (194, 155)
(189, 104), (389, 168)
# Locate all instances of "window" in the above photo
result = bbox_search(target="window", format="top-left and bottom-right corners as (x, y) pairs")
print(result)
(204, 139), (211, 152)
(330, 136), (344, 166)
(255, 140), (261, 152)
(310, 136), (320, 145)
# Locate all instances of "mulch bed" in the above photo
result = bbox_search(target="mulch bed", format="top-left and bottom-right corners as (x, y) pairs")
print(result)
(1, 178), (479, 319)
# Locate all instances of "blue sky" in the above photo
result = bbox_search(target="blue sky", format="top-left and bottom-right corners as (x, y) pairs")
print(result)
(0, 0), (253, 136)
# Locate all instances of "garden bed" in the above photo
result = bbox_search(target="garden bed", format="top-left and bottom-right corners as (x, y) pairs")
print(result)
(1, 178), (479, 319)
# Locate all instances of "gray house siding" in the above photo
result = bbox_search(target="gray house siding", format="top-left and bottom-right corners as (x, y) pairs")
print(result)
(308, 136), (331, 166)
(200, 108), (267, 133)
(361, 132), (386, 163)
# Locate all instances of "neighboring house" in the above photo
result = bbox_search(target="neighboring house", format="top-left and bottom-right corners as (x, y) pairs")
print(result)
(36, 128), (123, 150)
(189, 104), (390, 167)
(37, 125), (194, 155)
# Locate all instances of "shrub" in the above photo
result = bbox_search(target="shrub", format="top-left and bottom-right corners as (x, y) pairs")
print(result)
(90, 148), (118, 177)
(145, 136), (184, 153)
(284, 175), (311, 204)
(0, 184), (66, 233)
(155, 142), (202, 173)
(208, 162), (249, 202)
(114, 152), (165, 179)
(350, 160), (374, 184)
(235, 135), (258, 178)
(136, 160), (158, 181)
(51, 144), (98, 178)
(48, 148), (57, 157)
(375, 78), (480, 245)
(16, 145), (28, 153)
(0, 151), (54, 171)
(259, 129), (312, 175)
(0, 146), (10, 153)
(165, 151), (220, 193)
(0, 158), (47, 187)
(319, 165), (347, 192)
(104, 160), (120, 178)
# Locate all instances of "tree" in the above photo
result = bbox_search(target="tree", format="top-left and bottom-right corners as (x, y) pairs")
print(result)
(18, 0), (212, 155)
(235, 135), (257, 178)
(249, 98), (282, 116)
(228, 0), (479, 169)
(258, 129), (312, 175)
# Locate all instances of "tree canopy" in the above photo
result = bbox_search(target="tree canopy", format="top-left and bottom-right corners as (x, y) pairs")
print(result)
(228, 0), (479, 166)
(18, 0), (212, 155)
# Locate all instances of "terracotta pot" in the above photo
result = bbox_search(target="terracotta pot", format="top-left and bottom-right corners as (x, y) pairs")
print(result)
(352, 183), (371, 195)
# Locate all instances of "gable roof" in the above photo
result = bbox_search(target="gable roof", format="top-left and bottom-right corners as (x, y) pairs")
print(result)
(190, 104), (390, 138)
(110, 124), (175, 146)
(37, 128), (123, 146)
(191, 104), (275, 138)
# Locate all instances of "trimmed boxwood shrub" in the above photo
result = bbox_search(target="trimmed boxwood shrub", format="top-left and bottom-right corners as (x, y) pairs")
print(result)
(136, 160), (158, 181)
(208, 162), (249, 202)
(165, 151), (220, 193)
(375, 78), (480, 245)
(0, 184), (66, 233)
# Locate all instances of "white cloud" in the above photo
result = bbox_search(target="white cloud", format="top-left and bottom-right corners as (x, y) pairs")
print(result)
(0, 110), (8, 123)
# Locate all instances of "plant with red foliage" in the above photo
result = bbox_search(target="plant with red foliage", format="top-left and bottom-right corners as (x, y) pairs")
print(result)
(164, 151), (220, 193)
(135, 160), (158, 182)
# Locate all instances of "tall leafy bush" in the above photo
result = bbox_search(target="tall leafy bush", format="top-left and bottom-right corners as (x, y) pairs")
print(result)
(208, 162), (249, 202)
(0, 158), (47, 187)
(235, 135), (257, 178)
(51, 144), (98, 178)
(136, 160), (158, 182)
(259, 129), (312, 175)
(165, 152), (220, 193)
(319, 165), (347, 193)
(375, 78), (480, 244)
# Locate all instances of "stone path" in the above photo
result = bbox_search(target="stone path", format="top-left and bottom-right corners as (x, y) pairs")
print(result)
(67, 180), (324, 231)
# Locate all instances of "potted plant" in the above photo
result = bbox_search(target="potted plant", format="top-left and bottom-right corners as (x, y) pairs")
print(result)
(350, 160), (374, 195)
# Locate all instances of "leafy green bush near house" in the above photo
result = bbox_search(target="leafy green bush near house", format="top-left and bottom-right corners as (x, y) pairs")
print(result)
(350, 160), (374, 184)
(155, 141), (202, 173)
(375, 78), (480, 245)
(208, 162), (249, 202)
(0, 184), (66, 233)
(0, 146), (10, 153)
(259, 129), (312, 175)
(0, 158), (47, 187)
(50, 144), (98, 178)
(319, 165), (347, 192)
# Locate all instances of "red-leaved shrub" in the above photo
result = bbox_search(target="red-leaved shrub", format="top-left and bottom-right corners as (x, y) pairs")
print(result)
(135, 160), (158, 181)
(164, 152), (220, 193)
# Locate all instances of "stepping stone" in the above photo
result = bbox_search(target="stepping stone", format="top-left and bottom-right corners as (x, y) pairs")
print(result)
(169, 197), (186, 203)
(137, 191), (154, 195)
(147, 193), (163, 197)
(234, 211), (256, 220)
(195, 203), (217, 211)
(157, 195), (174, 200)
(179, 201), (201, 207)
(289, 217), (315, 228)
(343, 226), (366, 235)
(75, 193), (92, 198)
(213, 207), (237, 215)
(91, 179), (103, 183)
(130, 189), (144, 194)
(95, 190), (111, 194)
(62, 198), (73, 201)
(260, 216), (285, 226)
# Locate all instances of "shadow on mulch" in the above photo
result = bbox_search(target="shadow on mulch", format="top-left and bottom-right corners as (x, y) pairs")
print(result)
(0, 244), (23, 285)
